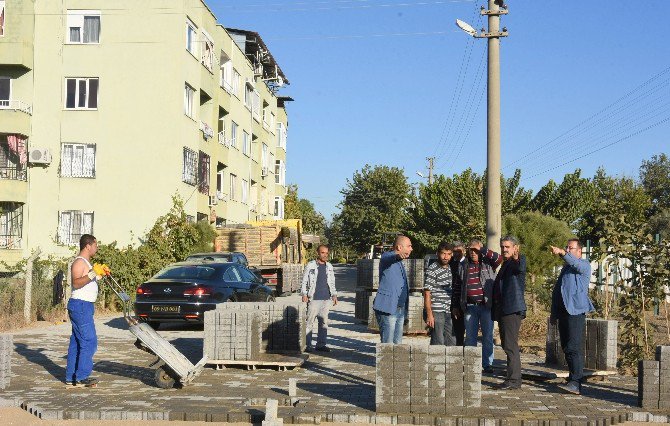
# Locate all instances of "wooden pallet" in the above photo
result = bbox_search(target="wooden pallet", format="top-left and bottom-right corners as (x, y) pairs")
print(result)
(206, 353), (308, 371)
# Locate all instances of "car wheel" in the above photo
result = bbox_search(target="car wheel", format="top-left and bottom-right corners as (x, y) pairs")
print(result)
(154, 364), (177, 389)
(147, 321), (161, 330)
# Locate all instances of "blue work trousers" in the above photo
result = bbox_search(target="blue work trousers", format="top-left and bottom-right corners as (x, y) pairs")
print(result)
(65, 298), (97, 383)
(375, 306), (405, 344)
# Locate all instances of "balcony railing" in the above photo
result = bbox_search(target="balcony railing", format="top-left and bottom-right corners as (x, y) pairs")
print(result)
(0, 100), (32, 115)
(0, 166), (27, 181)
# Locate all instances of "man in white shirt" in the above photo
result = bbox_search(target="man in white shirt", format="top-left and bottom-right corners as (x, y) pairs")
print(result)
(65, 234), (101, 387)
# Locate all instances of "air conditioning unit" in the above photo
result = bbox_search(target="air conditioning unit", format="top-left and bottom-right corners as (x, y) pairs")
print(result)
(261, 167), (269, 177)
(29, 148), (51, 165)
(208, 195), (218, 206)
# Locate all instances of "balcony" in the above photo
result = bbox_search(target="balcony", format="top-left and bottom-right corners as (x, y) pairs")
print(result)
(0, 100), (32, 135)
(0, 166), (28, 203)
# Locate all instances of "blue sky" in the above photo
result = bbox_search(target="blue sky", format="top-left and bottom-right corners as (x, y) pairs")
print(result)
(211, 0), (670, 220)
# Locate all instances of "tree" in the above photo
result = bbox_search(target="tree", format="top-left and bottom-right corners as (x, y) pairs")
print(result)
(503, 212), (575, 312)
(640, 153), (670, 212)
(578, 169), (651, 246)
(335, 165), (412, 254)
(531, 169), (595, 226)
(283, 184), (326, 236)
(406, 169), (485, 253)
(500, 169), (533, 216)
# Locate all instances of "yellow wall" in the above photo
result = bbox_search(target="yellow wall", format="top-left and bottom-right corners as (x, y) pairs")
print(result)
(0, 0), (289, 267)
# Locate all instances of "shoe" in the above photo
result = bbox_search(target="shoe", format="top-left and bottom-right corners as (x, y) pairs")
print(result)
(305, 347), (313, 353)
(75, 377), (99, 387)
(493, 381), (520, 390)
(557, 381), (581, 395)
(315, 346), (331, 352)
(483, 366), (495, 374)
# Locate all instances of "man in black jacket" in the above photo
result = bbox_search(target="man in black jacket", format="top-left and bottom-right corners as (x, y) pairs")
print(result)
(491, 235), (527, 390)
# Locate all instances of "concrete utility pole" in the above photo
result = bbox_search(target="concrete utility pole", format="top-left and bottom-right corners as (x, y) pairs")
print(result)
(456, 1), (508, 247)
(426, 157), (434, 184)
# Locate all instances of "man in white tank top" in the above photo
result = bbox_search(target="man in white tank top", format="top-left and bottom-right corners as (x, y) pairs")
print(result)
(65, 234), (101, 387)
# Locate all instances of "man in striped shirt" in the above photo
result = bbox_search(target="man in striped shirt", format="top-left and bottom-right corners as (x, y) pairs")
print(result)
(424, 242), (456, 346)
(452, 239), (502, 372)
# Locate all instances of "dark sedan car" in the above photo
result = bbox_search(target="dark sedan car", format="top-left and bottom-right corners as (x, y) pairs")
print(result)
(134, 260), (274, 329)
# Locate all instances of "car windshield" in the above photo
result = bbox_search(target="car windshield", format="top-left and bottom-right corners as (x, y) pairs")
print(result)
(187, 254), (232, 262)
(154, 265), (217, 280)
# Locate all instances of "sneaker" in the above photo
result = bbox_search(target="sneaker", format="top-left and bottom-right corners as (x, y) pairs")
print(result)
(557, 381), (581, 395)
(315, 346), (331, 352)
(76, 377), (99, 387)
(482, 366), (495, 374)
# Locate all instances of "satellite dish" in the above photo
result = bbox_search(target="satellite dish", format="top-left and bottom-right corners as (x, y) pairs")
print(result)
(455, 19), (477, 37)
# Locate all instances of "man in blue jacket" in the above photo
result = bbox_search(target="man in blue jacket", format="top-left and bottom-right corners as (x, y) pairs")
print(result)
(550, 239), (595, 395)
(373, 235), (412, 344)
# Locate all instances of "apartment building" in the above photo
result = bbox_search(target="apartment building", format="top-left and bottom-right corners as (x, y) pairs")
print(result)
(0, 0), (290, 268)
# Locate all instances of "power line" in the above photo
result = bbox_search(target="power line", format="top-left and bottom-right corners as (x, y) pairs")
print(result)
(504, 65), (670, 171)
(521, 114), (670, 182)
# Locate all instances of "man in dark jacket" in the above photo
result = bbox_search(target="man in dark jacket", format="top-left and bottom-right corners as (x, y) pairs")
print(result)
(550, 239), (594, 395)
(491, 235), (526, 390)
(449, 241), (466, 345)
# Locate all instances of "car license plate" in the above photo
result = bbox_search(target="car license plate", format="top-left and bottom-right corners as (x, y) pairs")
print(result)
(151, 305), (180, 313)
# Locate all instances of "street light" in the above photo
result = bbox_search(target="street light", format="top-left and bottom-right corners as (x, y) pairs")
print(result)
(416, 171), (426, 179)
(455, 1), (508, 247)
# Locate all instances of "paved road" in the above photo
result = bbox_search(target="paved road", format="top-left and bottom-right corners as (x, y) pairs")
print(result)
(0, 265), (667, 424)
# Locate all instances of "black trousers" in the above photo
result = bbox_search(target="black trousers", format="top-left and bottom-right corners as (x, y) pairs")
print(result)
(558, 312), (586, 383)
(499, 313), (523, 385)
(452, 313), (465, 346)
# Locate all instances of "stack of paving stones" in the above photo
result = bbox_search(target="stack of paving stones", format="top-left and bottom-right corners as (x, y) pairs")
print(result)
(375, 344), (481, 414)
(281, 263), (304, 293)
(203, 309), (262, 360)
(354, 288), (370, 323)
(367, 294), (425, 334)
(546, 317), (618, 371)
(358, 257), (427, 333)
(638, 345), (670, 409)
(0, 334), (11, 389)
(216, 301), (306, 353)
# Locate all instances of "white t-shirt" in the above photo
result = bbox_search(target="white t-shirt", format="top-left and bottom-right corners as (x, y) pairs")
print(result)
(71, 256), (98, 303)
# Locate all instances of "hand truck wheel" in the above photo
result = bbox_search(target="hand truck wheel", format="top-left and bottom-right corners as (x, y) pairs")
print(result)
(154, 364), (177, 389)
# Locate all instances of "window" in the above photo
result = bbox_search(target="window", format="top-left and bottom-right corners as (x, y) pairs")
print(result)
(198, 151), (210, 194)
(0, 202), (22, 249)
(184, 83), (195, 118)
(0, 2), (5, 37)
(230, 121), (238, 148)
(0, 77), (9, 103)
(65, 78), (98, 109)
(58, 210), (94, 246)
(220, 52), (233, 93)
(197, 212), (208, 222)
(229, 174), (237, 201)
(250, 90), (261, 120)
(182, 147), (197, 186)
(67, 10), (100, 44)
(0, 137), (26, 181)
(61, 143), (95, 178)
(274, 196), (284, 219)
(186, 19), (197, 56)
(241, 179), (249, 204)
(216, 170), (224, 198)
(201, 30), (214, 71)
(242, 131), (250, 156)
(261, 143), (268, 171)
(276, 123), (287, 150)
(232, 69), (240, 97)
(275, 159), (286, 185)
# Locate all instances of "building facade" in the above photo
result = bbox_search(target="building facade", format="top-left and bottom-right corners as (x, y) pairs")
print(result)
(0, 0), (289, 268)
